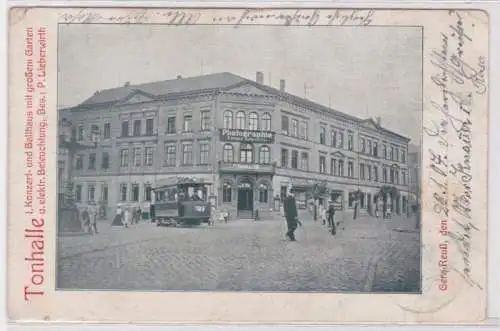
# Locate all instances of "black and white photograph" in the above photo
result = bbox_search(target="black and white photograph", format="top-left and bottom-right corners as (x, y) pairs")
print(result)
(56, 23), (423, 293)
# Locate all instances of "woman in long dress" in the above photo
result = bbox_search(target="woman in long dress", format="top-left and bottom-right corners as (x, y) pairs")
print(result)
(80, 207), (90, 232)
(122, 208), (131, 228)
(319, 204), (326, 225)
(112, 206), (123, 226)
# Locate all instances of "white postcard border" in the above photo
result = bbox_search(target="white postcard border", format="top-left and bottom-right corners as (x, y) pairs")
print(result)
(6, 5), (490, 324)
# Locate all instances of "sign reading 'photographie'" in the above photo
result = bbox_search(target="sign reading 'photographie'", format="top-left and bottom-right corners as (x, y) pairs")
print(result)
(219, 129), (275, 143)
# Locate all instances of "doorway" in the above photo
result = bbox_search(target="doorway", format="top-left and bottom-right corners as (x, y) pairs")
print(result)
(237, 181), (254, 211)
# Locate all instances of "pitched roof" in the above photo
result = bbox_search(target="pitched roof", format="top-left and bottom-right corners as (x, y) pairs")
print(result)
(79, 72), (245, 106)
(72, 72), (410, 141)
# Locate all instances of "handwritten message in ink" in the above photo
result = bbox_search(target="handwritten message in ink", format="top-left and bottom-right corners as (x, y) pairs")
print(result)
(58, 8), (375, 27)
(426, 10), (486, 293)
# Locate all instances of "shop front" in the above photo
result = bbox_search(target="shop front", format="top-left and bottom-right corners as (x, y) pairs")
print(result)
(218, 128), (276, 218)
(219, 169), (275, 217)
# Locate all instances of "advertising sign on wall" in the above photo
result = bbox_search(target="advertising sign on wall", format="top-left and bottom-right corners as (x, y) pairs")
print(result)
(219, 129), (275, 143)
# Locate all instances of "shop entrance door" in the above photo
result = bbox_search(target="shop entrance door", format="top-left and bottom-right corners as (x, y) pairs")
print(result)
(237, 182), (253, 211)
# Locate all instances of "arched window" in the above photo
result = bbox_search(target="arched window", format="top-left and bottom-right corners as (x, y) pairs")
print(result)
(223, 110), (233, 129)
(240, 143), (253, 163)
(236, 111), (246, 129)
(259, 145), (270, 164)
(223, 144), (234, 163)
(248, 112), (259, 131)
(259, 183), (269, 203)
(222, 181), (232, 203)
(261, 112), (271, 131)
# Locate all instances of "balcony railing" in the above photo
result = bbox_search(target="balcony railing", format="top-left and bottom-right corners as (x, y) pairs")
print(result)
(218, 161), (276, 174)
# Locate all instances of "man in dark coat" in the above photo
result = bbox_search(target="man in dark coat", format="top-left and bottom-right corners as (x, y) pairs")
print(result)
(177, 193), (185, 217)
(136, 206), (142, 223)
(283, 186), (301, 241)
(326, 201), (336, 236)
(149, 204), (155, 223)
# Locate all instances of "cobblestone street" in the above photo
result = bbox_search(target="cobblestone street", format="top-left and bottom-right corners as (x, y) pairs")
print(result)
(57, 213), (421, 292)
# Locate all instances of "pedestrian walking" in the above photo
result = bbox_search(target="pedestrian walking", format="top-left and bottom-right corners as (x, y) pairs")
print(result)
(131, 206), (137, 224)
(319, 204), (326, 226)
(122, 208), (131, 228)
(283, 186), (301, 241)
(88, 202), (98, 234)
(80, 206), (90, 233)
(375, 205), (380, 219)
(386, 207), (392, 220)
(136, 206), (142, 223)
(326, 201), (336, 236)
(112, 205), (123, 226)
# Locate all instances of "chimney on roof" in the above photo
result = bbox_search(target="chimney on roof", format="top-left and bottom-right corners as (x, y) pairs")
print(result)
(280, 79), (286, 92)
(256, 71), (264, 85)
(375, 117), (381, 126)
(93, 90), (100, 95)
(177, 75), (182, 79)
(124, 81), (130, 87)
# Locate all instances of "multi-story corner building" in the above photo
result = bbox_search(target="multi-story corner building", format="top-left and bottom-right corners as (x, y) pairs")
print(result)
(60, 72), (411, 218)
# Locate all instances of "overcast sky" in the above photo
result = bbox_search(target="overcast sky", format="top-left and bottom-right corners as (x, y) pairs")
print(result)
(58, 24), (422, 144)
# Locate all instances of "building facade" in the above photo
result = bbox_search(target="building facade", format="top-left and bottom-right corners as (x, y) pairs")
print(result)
(408, 144), (421, 214)
(60, 72), (411, 218)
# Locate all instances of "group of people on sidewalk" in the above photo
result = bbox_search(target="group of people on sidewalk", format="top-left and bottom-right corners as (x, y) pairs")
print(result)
(318, 202), (338, 235)
(79, 203), (145, 233)
(112, 205), (142, 228)
(374, 205), (392, 219)
(282, 186), (338, 241)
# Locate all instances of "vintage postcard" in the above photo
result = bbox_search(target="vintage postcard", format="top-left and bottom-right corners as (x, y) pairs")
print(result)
(7, 6), (489, 324)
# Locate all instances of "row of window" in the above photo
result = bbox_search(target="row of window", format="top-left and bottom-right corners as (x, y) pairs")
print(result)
(71, 112), (213, 142)
(318, 156), (355, 178)
(74, 183), (154, 203)
(281, 115), (309, 140)
(166, 112), (211, 134)
(359, 163), (408, 185)
(75, 147), (156, 170)
(74, 181), (271, 205)
(162, 141), (211, 166)
(222, 144), (271, 164)
(280, 148), (309, 171)
(273, 188), (408, 212)
(73, 110), (274, 141)
(223, 111), (272, 131)
(347, 192), (408, 212)
(360, 137), (406, 163)
(319, 126), (355, 150)
(75, 141), (212, 170)
(72, 119), (157, 141)
(75, 143), (409, 184)
(71, 116), (407, 166)
(279, 148), (408, 184)
(279, 116), (407, 163)
(221, 182), (270, 203)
